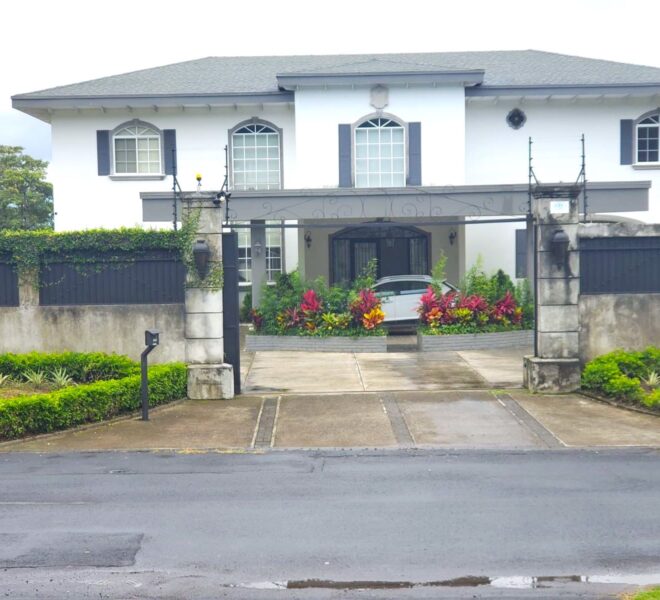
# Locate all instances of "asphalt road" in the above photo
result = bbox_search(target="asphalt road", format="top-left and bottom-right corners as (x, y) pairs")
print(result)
(1, 448), (659, 599)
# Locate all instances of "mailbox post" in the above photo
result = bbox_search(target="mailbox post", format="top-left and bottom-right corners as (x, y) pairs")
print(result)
(141, 329), (160, 421)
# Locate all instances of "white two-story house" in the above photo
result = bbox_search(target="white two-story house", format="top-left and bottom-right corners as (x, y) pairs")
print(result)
(12, 50), (659, 302)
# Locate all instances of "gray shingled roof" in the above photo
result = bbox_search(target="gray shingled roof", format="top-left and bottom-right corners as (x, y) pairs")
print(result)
(14, 50), (660, 99)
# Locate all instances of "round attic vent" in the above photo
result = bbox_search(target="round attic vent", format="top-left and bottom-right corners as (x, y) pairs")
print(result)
(506, 108), (527, 130)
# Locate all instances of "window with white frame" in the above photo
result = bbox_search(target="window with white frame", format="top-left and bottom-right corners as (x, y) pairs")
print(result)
(237, 224), (252, 285)
(637, 114), (659, 163)
(113, 123), (162, 174)
(265, 225), (282, 282)
(235, 221), (284, 285)
(231, 123), (281, 190)
(354, 117), (405, 187)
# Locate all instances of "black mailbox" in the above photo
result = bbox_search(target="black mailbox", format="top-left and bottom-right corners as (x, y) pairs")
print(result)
(145, 329), (160, 347)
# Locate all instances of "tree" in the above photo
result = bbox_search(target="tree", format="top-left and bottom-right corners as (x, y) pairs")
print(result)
(0, 145), (53, 230)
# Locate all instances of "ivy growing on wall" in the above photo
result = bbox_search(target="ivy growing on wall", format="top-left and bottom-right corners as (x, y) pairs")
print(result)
(177, 207), (223, 290)
(0, 219), (223, 291)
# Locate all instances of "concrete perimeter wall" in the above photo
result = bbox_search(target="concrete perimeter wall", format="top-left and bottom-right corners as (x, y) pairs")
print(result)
(579, 294), (660, 363)
(0, 304), (185, 363)
(578, 223), (660, 364)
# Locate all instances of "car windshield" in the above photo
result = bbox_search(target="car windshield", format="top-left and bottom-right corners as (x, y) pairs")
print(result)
(375, 280), (430, 296)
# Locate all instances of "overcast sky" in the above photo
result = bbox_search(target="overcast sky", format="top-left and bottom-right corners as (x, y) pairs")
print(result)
(3, 0), (659, 161)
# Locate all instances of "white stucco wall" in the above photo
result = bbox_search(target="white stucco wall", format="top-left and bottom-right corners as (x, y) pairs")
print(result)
(45, 89), (659, 283)
(464, 97), (660, 278)
(49, 104), (296, 231)
(292, 85), (466, 188)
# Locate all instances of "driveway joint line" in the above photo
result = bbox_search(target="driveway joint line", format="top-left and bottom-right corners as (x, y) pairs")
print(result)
(495, 393), (564, 448)
(270, 396), (282, 448)
(353, 353), (367, 391)
(250, 397), (265, 448)
(241, 351), (257, 389)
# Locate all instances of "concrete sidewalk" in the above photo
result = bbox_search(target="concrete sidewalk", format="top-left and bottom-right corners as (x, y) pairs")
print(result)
(3, 389), (659, 453)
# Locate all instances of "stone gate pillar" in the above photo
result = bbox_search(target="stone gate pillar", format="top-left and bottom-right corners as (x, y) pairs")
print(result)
(182, 192), (234, 399)
(523, 191), (581, 393)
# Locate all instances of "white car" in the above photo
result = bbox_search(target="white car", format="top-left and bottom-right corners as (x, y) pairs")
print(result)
(373, 275), (459, 323)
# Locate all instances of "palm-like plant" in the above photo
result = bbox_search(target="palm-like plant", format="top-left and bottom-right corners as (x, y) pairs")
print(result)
(50, 367), (74, 388)
(23, 369), (48, 386)
(0, 373), (11, 387)
(642, 370), (660, 388)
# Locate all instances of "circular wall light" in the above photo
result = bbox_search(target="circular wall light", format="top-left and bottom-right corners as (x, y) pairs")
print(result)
(506, 108), (527, 130)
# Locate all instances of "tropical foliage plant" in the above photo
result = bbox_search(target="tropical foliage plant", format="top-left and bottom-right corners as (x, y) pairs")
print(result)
(581, 347), (660, 410)
(250, 260), (385, 336)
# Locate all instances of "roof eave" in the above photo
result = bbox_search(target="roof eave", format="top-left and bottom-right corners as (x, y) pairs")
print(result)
(466, 83), (660, 98)
(276, 70), (485, 90)
(11, 91), (295, 116)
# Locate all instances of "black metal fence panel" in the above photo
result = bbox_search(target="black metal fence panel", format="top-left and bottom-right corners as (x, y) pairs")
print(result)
(581, 236), (660, 294)
(0, 257), (19, 307)
(39, 251), (186, 305)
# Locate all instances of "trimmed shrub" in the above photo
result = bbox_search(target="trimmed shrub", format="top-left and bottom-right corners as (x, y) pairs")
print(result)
(0, 352), (138, 383)
(0, 363), (187, 441)
(581, 347), (660, 410)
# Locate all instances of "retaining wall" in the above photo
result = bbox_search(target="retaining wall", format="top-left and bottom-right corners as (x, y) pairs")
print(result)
(245, 335), (387, 353)
(418, 330), (534, 352)
(0, 304), (185, 363)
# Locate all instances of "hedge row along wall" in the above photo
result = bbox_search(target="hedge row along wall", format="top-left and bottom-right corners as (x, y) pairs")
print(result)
(0, 353), (187, 441)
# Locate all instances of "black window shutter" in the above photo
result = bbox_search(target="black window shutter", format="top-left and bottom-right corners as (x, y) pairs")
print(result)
(96, 130), (110, 176)
(338, 124), (352, 187)
(407, 122), (422, 186)
(620, 119), (633, 165)
(163, 129), (177, 175)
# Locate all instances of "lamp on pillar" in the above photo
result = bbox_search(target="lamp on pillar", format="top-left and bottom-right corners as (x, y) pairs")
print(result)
(192, 239), (211, 279)
(253, 241), (263, 256)
(551, 229), (570, 268)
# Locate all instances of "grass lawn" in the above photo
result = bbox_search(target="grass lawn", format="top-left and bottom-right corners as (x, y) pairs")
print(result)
(623, 588), (660, 600)
(0, 383), (57, 400)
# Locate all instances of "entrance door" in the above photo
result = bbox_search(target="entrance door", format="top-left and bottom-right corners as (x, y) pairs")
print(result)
(380, 238), (409, 277)
(353, 241), (378, 279)
(331, 224), (429, 284)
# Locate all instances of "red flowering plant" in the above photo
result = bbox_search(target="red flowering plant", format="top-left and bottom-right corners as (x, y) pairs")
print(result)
(418, 289), (524, 334)
(417, 287), (440, 325)
(491, 291), (523, 326)
(349, 289), (381, 326)
(276, 306), (302, 332)
(300, 289), (323, 331)
(250, 308), (264, 331)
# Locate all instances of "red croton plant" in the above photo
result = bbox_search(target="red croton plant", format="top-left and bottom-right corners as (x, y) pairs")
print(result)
(418, 287), (522, 329)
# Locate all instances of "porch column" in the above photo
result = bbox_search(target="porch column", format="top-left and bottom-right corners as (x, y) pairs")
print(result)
(182, 192), (234, 400)
(250, 220), (266, 307)
(524, 195), (581, 393)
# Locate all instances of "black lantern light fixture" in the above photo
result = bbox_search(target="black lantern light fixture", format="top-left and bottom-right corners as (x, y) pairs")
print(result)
(551, 229), (570, 268)
(449, 229), (457, 246)
(192, 239), (211, 279)
(304, 231), (312, 249)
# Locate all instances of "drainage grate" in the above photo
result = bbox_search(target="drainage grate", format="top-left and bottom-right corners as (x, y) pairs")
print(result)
(254, 397), (278, 448)
(381, 395), (414, 447)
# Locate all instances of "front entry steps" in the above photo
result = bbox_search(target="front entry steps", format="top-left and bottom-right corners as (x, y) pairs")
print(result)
(386, 334), (418, 352)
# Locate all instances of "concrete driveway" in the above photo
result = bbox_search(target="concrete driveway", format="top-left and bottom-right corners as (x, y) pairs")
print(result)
(242, 348), (526, 393)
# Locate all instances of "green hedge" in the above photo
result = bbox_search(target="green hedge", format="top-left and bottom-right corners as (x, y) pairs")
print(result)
(581, 347), (660, 410)
(0, 352), (139, 383)
(0, 363), (187, 441)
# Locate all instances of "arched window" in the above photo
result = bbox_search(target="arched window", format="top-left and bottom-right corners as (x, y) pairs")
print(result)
(113, 121), (162, 174)
(354, 117), (405, 188)
(231, 122), (281, 190)
(637, 113), (659, 163)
